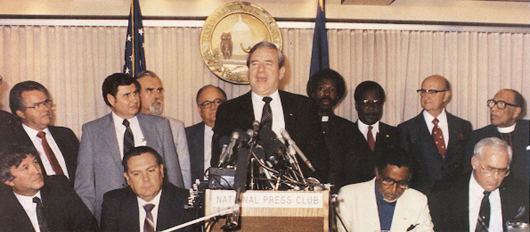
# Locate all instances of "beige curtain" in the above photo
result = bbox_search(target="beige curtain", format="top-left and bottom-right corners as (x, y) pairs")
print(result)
(0, 24), (528, 137)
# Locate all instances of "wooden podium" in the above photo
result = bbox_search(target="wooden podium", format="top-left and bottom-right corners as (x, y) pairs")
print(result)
(205, 190), (329, 232)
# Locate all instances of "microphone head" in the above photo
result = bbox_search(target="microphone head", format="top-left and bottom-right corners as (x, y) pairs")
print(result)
(236, 129), (251, 142)
(280, 129), (291, 141)
(231, 130), (240, 140)
(252, 120), (260, 130)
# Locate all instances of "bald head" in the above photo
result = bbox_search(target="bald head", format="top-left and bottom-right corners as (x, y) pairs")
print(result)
(420, 75), (451, 117)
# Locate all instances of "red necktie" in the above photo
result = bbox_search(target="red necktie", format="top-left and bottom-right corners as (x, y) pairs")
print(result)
(432, 118), (446, 158)
(367, 125), (375, 152)
(36, 131), (64, 175)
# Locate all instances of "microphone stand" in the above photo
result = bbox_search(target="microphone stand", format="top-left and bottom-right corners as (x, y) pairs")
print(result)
(159, 205), (240, 232)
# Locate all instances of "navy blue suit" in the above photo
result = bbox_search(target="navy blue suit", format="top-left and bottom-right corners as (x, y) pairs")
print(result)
(185, 122), (207, 183)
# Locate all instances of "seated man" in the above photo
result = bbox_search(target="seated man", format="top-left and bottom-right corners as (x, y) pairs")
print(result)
(337, 147), (434, 232)
(0, 145), (97, 232)
(100, 146), (192, 232)
(429, 137), (529, 232)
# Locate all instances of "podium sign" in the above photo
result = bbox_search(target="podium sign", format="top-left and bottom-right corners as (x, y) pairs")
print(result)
(205, 190), (329, 232)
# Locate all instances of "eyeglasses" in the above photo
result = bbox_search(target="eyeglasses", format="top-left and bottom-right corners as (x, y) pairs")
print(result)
(477, 160), (510, 177)
(358, 99), (382, 108)
(199, 99), (224, 109)
(380, 176), (409, 189)
(25, 99), (53, 110)
(487, 99), (517, 110)
(416, 89), (448, 96)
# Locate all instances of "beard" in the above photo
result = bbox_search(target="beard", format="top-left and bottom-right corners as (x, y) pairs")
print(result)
(149, 100), (163, 115)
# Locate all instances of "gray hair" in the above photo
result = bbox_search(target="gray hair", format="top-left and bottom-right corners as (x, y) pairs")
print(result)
(473, 137), (513, 165)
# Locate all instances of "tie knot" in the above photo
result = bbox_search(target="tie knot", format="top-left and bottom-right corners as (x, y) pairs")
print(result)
(262, 97), (272, 104)
(123, 119), (130, 127)
(33, 197), (42, 204)
(432, 118), (439, 125)
(144, 203), (155, 213)
(483, 191), (491, 197)
(368, 125), (373, 131)
(37, 131), (46, 139)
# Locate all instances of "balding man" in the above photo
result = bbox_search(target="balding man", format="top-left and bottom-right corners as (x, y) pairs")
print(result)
(464, 89), (529, 185)
(398, 75), (472, 194)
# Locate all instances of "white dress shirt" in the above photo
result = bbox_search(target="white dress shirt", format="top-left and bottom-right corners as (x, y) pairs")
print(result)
(469, 174), (503, 232)
(137, 190), (162, 231)
(251, 90), (285, 138)
(112, 112), (146, 159)
(357, 120), (380, 142)
(14, 191), (42, 232)
(22, 124), (69, 178)
(423, 109), (449, 148)
(204, 125), (214, 177)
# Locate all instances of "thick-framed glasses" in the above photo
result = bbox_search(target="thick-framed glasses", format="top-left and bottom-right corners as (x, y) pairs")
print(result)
(416, 89), (448, 96)
(477, 160), (510, 177)
(199, 99), (224, 109)
(380, 176), (409, 189)
(487, 99), (517, 110)
(25, 99), (53, 110)
(358, 99), (381, 108)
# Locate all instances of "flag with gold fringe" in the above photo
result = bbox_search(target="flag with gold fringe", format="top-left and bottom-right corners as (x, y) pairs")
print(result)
(123, 0), (146, 76)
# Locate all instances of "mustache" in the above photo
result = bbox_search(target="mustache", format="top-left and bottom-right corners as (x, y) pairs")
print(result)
(318, 97), (334, 103)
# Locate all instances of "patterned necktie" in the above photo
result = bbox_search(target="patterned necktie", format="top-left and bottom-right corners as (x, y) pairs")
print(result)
(143, 203), (155, 232)
(36, 131), (64, 175)
(123, 119), (135, 156)
(432, 118), (446, 158)
(260, 97), (273, 131)
(367, 125), (375, 152)
(33, 197), (50, 232)
(475, 191), (491, 232)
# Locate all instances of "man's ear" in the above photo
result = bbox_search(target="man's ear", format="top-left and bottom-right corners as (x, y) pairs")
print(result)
(4, 180), (15, 187)
(123, 172), (130, 185)
(16, 110), (26, 120)
(278, 66), (286, 81)
(107, 94), (116, 107)
(160, 164), (164, 179)
(513, 107), (522, 120)
(471, 156), (478, 170)
(443, 90), (452, 103)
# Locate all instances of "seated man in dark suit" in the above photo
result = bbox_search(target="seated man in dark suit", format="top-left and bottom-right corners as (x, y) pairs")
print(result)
(0, 145), (97, 232)
(212, 41), (329, 181)
(464, 89), (529, 186)
(186, 85), (227, 183)
(306, 69), (355, 186)
(100, 146), (191, 232)
(429, 137), (529, 232)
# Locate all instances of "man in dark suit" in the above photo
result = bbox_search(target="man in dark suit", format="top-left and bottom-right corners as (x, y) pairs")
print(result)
(429, 137), (529, 232)
(398, 75), (472, 194)
(464, 89), (529, 186)
(186, 85), (227, 183)
(100, 146), (191, 232)
(8, 81), (79, 184)
(211, 41), (329, 181)
(334, 81), (400, 191)
(0, 109), (16, 149)
(0, 145), (97, 232)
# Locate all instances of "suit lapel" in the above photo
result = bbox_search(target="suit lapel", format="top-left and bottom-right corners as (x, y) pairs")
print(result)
(101, 114), (124, 171)
(122, 189), (140, 232)
(156, 185), (182, 231)
(191, 123), (205, 181)
(279, 90), (295, 132)
(1, 190), (36, 232)
(138, 114), (157, 148)
(416, 113), (443, 161)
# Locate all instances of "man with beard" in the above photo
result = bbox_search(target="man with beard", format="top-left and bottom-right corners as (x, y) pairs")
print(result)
(135, 70), (192, 189)
(306, 69), (355, 187)
(398, 75), (472, 195)
(8, 81), (79, 184)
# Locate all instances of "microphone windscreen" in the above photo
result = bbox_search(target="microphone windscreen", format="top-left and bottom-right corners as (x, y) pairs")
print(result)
(235, 128), (250, 142)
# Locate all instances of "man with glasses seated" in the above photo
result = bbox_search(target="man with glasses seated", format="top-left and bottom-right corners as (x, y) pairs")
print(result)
(464, 89), (528, 186)
(398, 75), (472, 195)
(8, 81), (79, 185)
(336, 147), (434, 232)
(429, 137), (529, 232)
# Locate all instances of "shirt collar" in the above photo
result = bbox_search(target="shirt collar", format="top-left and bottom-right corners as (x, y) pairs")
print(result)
(497, 122), (516, 133)
(22, 123), (50, 138)
(358, 120), (380, 134)
(112, 111), (138, 126)
(469, 172), (499, 197)
(423, 109), (447, 124)
(204, 124), (213, 136)
(137, 188), (163, 208)
(13, 190), (42, 206)
(251, 90), (280, 103)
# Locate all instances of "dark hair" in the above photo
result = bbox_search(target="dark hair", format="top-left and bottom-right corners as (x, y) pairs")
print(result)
(9, 81), (50, 116)
(375, 147), (414, 176)
(506, 89), (527, 119)
(354, 81), (386, 104)
(0, 145), (39, 183)
(122, 146), (164, 173)
(102, 73), (140, 107)
(134, 70), (159, 80)
(195, 85), (227, 105)
(306, 69), (346, 101)
(246, 41), (285, 68)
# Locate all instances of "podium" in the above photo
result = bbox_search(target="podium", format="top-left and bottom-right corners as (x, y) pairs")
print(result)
(205, 190), (329, 232)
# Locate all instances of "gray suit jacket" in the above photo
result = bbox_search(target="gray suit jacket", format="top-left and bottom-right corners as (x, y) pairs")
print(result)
(75, 113), (183, 221)
(167, 117), (192, 189)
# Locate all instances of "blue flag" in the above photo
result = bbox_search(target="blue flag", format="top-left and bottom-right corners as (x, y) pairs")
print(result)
(123, 0), (146, 76)
(309, 0), (329, 78)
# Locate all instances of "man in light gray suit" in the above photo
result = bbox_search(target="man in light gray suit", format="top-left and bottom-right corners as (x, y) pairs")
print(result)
(75, 73), (184, 221)
(135, 70), (192, 189)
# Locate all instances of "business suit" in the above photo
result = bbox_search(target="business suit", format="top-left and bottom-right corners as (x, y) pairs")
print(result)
(167, 117), (192, 189)
(398, 111), (472, 194)
(211, 90), (329, 181)
(429, 173), (529, 232)
(464, 119), (529, 184)
(185, 122), (207, 183)
(332, 121), (400, 191)
(75, 113), (183, 221)
(0, 110), (16, 149)
(100, 182), (191, 232)
(337, 178), (434, 232)
(325, 114), (355, 189)
(0, 175), (98, 232)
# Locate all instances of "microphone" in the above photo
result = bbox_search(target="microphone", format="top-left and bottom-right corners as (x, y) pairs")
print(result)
(221, 146), (250, 229)
(250, 120), (260, 138)
(280, 129), (316, 173)
(218, 131), (239, 167)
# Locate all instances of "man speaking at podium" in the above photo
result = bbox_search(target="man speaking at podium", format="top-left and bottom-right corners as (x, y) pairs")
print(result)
(211, 41), (329, 182)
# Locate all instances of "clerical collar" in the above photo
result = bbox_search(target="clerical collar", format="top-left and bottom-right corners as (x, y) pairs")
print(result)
(497, 123), (516, 133)
(321, 116), (329, 122)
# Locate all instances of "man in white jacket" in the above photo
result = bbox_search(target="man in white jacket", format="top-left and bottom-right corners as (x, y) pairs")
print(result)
(337, 147), (434, 232)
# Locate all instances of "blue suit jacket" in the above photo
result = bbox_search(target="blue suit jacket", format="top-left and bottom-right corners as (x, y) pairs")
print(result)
(185, 122), (207, 183)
